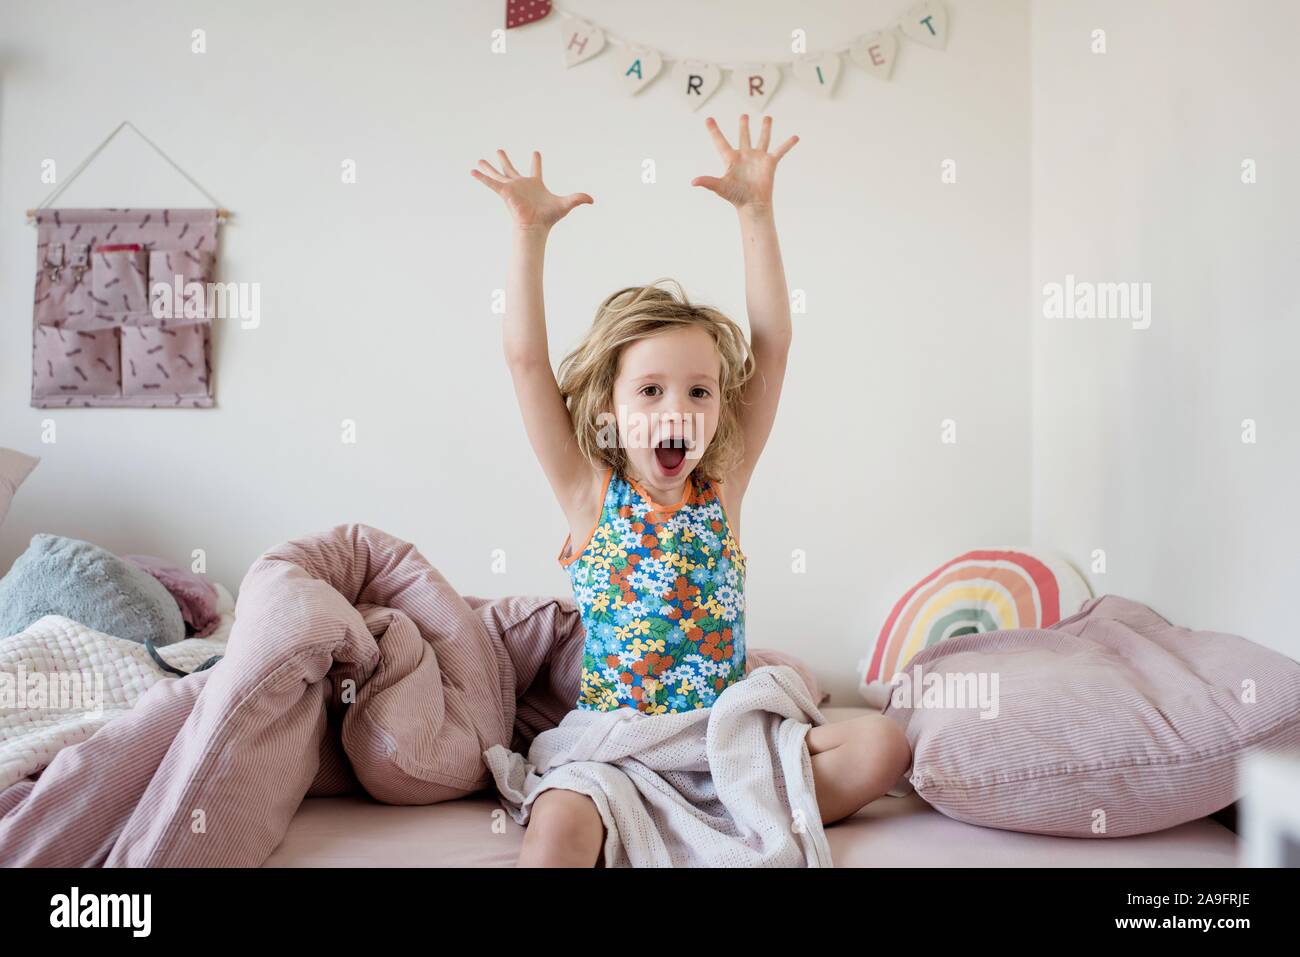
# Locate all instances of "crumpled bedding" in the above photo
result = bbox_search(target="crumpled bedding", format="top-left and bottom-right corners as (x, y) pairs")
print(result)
(0, 523), (826, 866)
(485, 663), (835, 867)
(0, 586), (235, 791)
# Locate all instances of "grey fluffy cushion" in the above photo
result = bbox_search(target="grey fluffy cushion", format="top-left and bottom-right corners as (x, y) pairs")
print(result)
(0, 534), (185, 646)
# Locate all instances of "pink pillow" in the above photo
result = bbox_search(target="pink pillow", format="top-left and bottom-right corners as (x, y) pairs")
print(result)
(884, 595), (1300, 837)
(0, 449), (39, 533)
(123, 554), (221, 638)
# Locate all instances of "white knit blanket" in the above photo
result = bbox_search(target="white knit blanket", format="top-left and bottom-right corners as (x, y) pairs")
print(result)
(0, 585), (235, 790)
(483, 665), (834, 867)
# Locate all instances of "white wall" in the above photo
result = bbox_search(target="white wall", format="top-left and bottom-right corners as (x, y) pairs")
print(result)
(1031, 0), (1299, 658)
(0, 1), (1033, 704)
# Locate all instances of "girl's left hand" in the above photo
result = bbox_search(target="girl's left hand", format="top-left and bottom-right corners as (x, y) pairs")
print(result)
(691, 114), (798, 212)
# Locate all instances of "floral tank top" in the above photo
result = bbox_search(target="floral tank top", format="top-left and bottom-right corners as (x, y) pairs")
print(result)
(558, 468), (747, 715)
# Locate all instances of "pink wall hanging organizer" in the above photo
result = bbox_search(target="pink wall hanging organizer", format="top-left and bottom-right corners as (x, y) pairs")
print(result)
(25, 121), (232, 409)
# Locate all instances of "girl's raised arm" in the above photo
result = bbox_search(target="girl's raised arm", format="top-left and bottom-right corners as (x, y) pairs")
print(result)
(691, 115), (799, 503)
(472, 150), (598, 526)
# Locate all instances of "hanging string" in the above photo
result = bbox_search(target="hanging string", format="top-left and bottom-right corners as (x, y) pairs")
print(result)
(552, 3), (899, 70)
(27, 120), (228, 223)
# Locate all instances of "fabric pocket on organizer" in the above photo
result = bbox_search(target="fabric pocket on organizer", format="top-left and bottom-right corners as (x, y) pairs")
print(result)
(90, 244), (150, 322)
(32, 326), (121, 398)
(121, 324), (209, 398)
(148, 248), (215, 325)
(33, 242), (94, 327)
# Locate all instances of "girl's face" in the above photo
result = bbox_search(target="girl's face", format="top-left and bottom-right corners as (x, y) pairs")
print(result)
(610, 326), (721, 490)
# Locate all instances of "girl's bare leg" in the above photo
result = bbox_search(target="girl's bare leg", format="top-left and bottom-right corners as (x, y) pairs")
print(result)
(806, 714), (912, 826)
(516, 787), (607, 867)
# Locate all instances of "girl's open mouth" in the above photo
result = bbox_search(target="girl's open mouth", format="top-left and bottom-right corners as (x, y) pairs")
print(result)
(654, 437), (689, 477)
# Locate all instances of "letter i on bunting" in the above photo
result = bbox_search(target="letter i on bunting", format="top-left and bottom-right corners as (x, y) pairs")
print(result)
(793, 52), (842, 97)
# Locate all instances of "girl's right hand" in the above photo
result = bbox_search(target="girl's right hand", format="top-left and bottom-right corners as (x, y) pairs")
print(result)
(472, 149), (593, 230)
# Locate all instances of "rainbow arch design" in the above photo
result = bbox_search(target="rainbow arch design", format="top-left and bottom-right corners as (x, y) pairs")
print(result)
(863, 548), (1089, 685)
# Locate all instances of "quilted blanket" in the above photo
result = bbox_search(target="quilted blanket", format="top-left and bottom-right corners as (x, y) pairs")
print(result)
(0, 523), (826, 866)
(0, 588), (234, 792)
(486, 664), (834, 866)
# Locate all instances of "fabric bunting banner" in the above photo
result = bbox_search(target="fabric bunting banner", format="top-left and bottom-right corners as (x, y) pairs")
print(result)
(503, 0), (950, 109)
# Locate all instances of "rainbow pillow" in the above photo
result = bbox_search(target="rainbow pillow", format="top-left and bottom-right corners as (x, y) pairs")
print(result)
(858, 547), (1092, 708)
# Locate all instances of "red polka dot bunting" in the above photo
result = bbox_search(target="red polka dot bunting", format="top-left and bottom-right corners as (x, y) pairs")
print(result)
(506, 0), (551, 29)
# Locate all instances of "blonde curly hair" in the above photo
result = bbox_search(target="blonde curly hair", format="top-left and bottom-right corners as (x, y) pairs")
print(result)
(556, 278), (755, 485)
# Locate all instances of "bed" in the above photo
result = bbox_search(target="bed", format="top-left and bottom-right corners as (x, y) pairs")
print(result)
(263, 705), (1241, 868)
(0, 490), (1256, 868)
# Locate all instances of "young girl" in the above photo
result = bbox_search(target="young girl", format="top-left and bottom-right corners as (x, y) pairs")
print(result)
(473, 115), (912, 867)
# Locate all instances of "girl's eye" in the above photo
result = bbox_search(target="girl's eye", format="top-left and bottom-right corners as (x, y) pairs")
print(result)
(638, 385), (710, 399)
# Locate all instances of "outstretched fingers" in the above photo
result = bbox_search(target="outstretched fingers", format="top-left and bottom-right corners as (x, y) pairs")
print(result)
(497, 148), (522, 177)
(772, 134), (799, 161)
(470, 168), (505, 193)
(713, 114), (792, 159)
(531, 150), (542, 178)
(704, 116), (735, 159)
(690, 175), (724, 194)
(476, 157), (506, 179)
